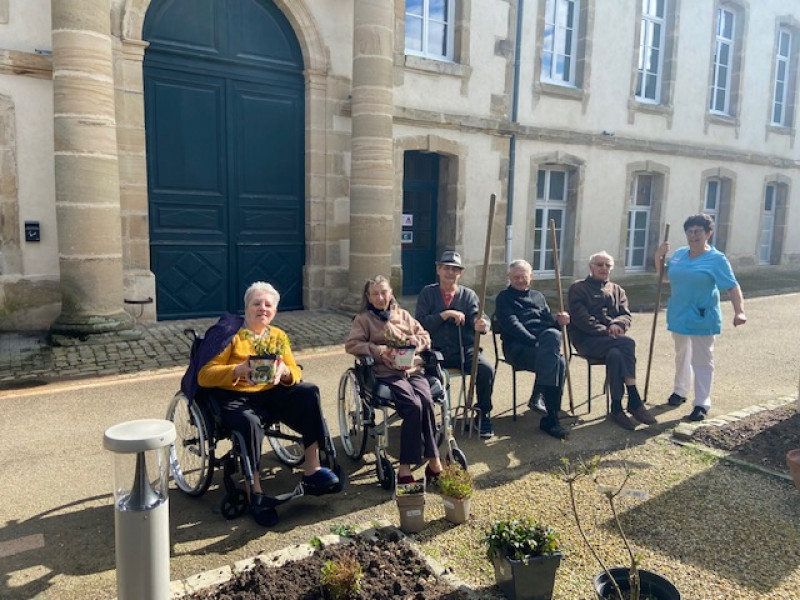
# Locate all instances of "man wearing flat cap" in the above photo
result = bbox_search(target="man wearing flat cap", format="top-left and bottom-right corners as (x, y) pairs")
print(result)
(416, 250), (496, 438)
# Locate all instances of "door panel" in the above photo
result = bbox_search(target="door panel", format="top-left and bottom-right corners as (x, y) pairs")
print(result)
(402, 152), (439, 295)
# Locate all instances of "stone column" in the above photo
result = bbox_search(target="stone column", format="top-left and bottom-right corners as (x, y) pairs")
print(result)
(347, 0), (395, 301)
(50, 0), (136, 338)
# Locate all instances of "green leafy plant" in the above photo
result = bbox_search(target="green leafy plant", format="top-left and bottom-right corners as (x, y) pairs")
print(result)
(437, 463), (475, 500)
(330, 523), (358, 537)
(395, 481), (425, 495)
(244, 329), (288, 357)
(560, 455), (645, 600)
(309, 536), (323, 549)
(320, 555), (363, 600)
(484, 518), (561, 562)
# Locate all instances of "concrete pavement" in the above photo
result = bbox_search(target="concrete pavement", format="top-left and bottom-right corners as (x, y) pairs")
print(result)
(0, 293), (798, 599)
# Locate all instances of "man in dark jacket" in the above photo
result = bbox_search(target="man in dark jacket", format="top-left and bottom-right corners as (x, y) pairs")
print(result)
(568, 251), (656, 430)
(416, 251), (495, 438)
(495, 259), (570, 439)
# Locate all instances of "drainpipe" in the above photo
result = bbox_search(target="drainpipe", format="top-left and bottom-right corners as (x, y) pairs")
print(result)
(506, 0), (525, 267)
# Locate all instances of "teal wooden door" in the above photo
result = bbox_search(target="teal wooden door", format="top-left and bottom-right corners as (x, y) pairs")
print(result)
(402, 152), (439, 295)
(143, 0), (305, 318)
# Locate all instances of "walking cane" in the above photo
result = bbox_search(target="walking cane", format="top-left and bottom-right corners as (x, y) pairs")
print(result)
(463, 193), (495, 434)
(549, 219), (574, 415)
(644, 223), (670, 404)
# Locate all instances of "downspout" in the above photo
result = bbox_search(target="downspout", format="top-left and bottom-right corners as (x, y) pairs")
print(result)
(506, 0), (525, 266)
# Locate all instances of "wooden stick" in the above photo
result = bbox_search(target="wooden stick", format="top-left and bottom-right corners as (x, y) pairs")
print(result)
(644, 223), (670, 404)
(549, 219), (574, 414)
(465, 194), (496, 415)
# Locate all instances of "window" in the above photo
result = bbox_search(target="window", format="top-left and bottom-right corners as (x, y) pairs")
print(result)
(710, 7), (735, 114)
(532, 168), (568, 273)
(405, 0), (455, 61)
(635, 0), (666, 103)
(704, 179), (721, 246)
(542, 0), (579, 86)
(625, 174), (653, 269)
(772, 28), (792, 127)
(759, 184), (776, 265)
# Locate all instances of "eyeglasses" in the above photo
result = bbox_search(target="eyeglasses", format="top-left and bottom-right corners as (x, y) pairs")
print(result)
(592, 262), (613, 268)
(685, 227), (708, 236)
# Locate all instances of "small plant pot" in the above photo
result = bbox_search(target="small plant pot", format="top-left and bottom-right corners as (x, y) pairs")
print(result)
(392, 345), (417, 369)
(395, 492), (426, 533)
(787, 449), (800, 491)
(442, 495), (471, 524)
(593, 567), (680, 600)
(249, 354), (277, 383)
(491, 552), (562, 600)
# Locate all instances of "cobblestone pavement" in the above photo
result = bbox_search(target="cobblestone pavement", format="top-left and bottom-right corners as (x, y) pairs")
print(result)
(0, 310), (354, 389)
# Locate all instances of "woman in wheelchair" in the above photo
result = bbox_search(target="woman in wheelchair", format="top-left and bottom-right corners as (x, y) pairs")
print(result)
(197, 281), (339, 525)
(345, 276), (443, 485)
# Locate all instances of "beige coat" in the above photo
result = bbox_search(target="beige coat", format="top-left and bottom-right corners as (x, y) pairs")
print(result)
(345, 307), (431, 378)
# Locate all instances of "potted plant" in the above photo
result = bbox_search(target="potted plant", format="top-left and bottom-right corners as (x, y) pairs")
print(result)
(244, 329), (288, 383)
(787, 449), (800, 491)
(484, 518), (563, 600)
(560, 456), (681, 600)
(395, 480), (426, 533)
(383, 324), (416, 369)
(437, 463), (474, 524)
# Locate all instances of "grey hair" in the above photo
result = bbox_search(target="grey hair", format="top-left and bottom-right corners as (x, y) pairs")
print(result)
(508, 259), (533, 274)
(244, 281), (280, 307)
(588, 251), (614, 268)
(360, 275), (397, 313)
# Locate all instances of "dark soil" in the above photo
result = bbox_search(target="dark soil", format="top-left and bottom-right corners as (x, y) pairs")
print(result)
(691, 405), (800, 473)
(182, 530), (470, 600)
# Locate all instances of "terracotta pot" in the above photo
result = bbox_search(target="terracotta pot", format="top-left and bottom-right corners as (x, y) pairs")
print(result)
(786, 449), (800, 491)
(442, 495), (471, 524)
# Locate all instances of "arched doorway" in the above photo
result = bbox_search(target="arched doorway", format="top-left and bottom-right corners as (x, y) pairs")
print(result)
(143, 0), (305, 318)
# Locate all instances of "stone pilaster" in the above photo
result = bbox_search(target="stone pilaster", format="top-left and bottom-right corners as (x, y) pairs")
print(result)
(50, 0), (136, 338)
(347, 0), (395, 304)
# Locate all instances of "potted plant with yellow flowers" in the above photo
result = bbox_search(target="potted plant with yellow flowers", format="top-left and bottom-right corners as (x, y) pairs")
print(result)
(244, 329), (288, 383)
(437, 463), (474, 524)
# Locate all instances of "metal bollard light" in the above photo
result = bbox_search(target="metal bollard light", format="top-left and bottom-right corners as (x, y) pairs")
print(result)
(103, 419), (176, 600)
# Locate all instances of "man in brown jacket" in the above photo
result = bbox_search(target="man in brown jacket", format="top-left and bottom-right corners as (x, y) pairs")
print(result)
(567, 251), (656, 430)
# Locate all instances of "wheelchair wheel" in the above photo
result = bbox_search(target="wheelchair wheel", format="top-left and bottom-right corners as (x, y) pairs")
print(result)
(450, 447), (468, 471)
(166, 392), (214, 496)
(220, 488), (248, 520)
(377, 455), (394, 491)
(266, 422), (304, 467)
(338, 369), (368, 460)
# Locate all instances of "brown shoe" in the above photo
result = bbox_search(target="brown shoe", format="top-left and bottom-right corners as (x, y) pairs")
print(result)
(609, 411), (636, 431)
(630, 405), (657, 425)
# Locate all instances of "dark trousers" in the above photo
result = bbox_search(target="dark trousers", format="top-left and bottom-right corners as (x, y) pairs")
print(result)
(441, 348), (495, 413)
(210, 382), (325, 473)
(505, 329), (566, 390)
(573, 336), (641, 413)
(379, 372), (440, 466)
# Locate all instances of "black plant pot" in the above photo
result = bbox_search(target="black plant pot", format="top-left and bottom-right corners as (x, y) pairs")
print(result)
(593, 567), (680, 600)
(491, 552), (562, 600)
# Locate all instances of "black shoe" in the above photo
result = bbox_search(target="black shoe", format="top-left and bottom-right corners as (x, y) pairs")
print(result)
(609, 411), (636, 431)
(667, 393), (687, 406)
(687, 406), (708, 422)
(540, 417), (569, 440)
(250, 494), (279, 527)
(528, 392), (547, 415)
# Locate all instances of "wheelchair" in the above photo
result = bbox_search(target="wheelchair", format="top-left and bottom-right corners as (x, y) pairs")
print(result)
(337, 349), (467, 490)
(166, 329), (344, 520)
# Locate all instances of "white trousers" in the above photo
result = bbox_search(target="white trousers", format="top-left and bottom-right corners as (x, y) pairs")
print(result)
(671, 333), (715, 409)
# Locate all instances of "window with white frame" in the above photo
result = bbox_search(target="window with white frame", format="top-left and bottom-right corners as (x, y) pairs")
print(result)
(772, 28), (792, 126)
(704, 179), (721, 246)
(759, 184), (776, 265)
(532, 168), (568, 273)
(710, 7), (735, 115)
(625, 174), (653, 270)
(635, 0), (666, 103)
(542, 0), (580, 86)
(405, 0), (455, 61)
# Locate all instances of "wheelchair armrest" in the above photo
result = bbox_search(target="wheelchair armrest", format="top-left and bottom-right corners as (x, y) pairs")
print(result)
(421, 349), (444, 366)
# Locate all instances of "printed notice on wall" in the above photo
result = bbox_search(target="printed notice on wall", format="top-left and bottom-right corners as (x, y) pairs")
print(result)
(401, 231), (413, 244)
(402, 214), (413, 227)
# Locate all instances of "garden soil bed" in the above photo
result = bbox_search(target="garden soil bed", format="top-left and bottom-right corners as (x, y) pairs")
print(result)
(182, 530), (471, 600)
(691, 404), (800, 473)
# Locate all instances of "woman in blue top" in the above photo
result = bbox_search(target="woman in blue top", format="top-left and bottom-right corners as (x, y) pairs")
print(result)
(655, 214), (747, 421)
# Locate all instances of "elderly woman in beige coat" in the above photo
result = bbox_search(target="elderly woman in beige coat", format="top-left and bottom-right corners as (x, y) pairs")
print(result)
(345, 275), (443, 485)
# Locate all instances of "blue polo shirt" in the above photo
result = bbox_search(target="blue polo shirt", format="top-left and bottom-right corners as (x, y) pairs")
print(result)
(666, 246), (738, 336)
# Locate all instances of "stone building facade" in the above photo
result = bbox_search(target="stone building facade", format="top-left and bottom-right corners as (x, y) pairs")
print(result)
(0, 0), (798, 330)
